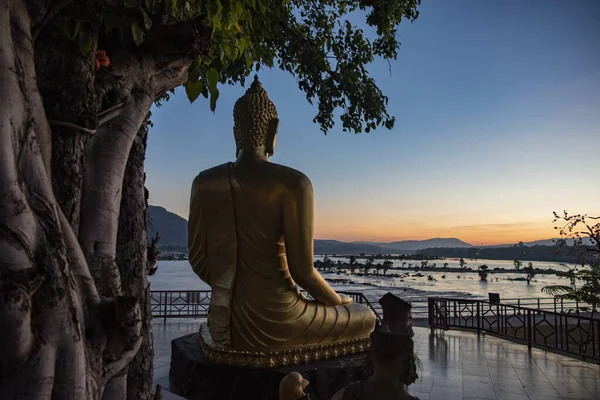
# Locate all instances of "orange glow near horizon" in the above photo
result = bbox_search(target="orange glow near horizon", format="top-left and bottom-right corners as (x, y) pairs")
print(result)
(314, 222), (558, 246)
(163, 200), (594, 247)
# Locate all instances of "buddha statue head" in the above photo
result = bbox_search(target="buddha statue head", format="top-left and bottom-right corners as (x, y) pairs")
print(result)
(233, 75), (279, 158)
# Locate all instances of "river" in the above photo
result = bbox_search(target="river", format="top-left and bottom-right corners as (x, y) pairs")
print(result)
(149, 258), (576, 305)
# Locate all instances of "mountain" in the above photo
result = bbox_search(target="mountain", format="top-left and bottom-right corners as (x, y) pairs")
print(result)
(147, 205), (188, 246)
(354, 238), (473, 252)
(147, 205), (591, 254)
(314, 240), (387, 255)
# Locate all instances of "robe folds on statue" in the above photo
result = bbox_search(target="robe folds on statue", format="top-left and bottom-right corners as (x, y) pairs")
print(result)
(189, 163), (374, 352)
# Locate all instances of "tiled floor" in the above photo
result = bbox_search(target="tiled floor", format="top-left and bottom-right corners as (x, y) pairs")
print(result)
(152, 320), (600, 400)
(409, 328), (600, 400)
(153, 319), (203, 397)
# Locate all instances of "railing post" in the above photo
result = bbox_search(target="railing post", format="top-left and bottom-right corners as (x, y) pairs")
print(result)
(537, 298), (540, 310)
(163, 292), (167, 323)
(428, 298), (434, 332)
(596, 320), (600, 363)
(526, 310), (532, 348)
(518, 299), (521, 308)
(476, 301), (480, 334)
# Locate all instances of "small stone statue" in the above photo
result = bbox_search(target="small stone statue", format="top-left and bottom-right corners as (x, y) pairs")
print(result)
(279, 372), (310, 400)
(366, 293), (417, 380)
(379, 292), (414, 336)
(332, 330), (418, 400)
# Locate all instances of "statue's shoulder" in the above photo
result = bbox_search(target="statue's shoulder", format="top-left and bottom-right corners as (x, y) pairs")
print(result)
(193, 163), (231, 185)
(268, 162), (312, 191)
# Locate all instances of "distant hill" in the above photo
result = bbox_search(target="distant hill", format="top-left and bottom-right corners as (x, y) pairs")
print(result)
(147, 205), (187, 246)
(483, 238), (593, 248)
(314, 240), (387, 255)
(147, 205), (591, 255)
(354, 238), (473, 252)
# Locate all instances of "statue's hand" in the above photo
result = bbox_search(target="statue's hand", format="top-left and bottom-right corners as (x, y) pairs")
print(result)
(339, 294), (353, 305)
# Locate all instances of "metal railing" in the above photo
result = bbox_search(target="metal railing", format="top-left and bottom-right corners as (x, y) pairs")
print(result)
(150, 290), (383, 322)
(428, 297), (600, 364)
(151, 290), (211, 322)
(150, 290), (590, 323)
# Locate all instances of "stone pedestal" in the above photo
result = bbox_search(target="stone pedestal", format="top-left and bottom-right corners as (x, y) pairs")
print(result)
(170, 333), (369, 400)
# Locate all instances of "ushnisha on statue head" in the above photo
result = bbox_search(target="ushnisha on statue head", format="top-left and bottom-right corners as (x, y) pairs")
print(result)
(233, 75), (279, 158)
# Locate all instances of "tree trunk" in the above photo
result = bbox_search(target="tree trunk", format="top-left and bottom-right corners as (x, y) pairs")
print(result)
(34, 1), (100, 235)
(117, 119), (155, 400)
(0, 1), (141, 398)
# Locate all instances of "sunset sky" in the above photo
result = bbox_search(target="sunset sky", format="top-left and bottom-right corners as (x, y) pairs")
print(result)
(145, 0), (600, 246)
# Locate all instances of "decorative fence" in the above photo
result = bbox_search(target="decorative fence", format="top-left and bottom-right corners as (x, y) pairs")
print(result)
(428, 297), (600, 364)
(150, 290), (588, 323)
(150, 290), (382, 322)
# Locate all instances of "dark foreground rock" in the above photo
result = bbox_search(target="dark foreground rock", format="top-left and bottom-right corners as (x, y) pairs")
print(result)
(170, 333), (369, 400)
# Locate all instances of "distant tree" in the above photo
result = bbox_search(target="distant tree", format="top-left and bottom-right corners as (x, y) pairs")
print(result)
(382, 260), (394, 275)
(523, 262), (536, 284)
(478, 265), (489, 281)
(350, 255), (357, 265)
(421, 260), (429, 268)
(542, 211), (600, 311)
(323, 255), (334, 272)
(513, 259), (522, 270)
(360, 252), (366, 257)
(364, 258), (374, 275)
(443, 262), (449, 269)
(459, 258), (468, 270)
(431, 262), (437, 268)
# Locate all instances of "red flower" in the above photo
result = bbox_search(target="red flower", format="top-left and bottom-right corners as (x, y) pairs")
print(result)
(96, 50), (110, 69)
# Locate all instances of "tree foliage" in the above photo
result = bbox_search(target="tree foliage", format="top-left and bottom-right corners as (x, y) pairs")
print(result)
(542, 211), (600, 310)
(65, 0), (420, 133)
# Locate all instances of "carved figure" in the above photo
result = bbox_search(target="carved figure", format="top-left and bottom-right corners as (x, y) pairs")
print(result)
(279, 372), (310, 400)
(188, 76), (375, 360)
(332, 330), (418, 400)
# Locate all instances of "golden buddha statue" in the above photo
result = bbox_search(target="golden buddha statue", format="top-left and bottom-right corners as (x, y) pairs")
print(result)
(188, 76), (375, 365)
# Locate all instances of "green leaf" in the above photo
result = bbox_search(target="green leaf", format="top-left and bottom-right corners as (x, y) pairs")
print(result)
(209, 87), (220, 112)
(257, 0), (269, 14)
(238, 38), (248, 55)
(72, 22), (81, 40)
(185, 80), (204, 103)
(188, 58), (202, 81)
(142, 9), (153, 30)
(78, 30), (93, 54)
(225, 43), (237, 60)
(206, 0), (223, 29)
(206, 68), (219, 91)
(132, 23), (145, 46)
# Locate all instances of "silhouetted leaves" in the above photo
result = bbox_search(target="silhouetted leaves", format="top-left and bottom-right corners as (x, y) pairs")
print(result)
(81, 0), (421, 133)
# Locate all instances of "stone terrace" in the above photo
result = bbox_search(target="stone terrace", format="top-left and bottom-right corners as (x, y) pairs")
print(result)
(153, 320), (600, 400)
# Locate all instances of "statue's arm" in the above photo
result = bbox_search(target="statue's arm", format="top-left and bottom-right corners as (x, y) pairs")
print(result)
(188, 177), (209, 283)
(283, 176), (345, 306)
